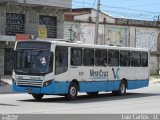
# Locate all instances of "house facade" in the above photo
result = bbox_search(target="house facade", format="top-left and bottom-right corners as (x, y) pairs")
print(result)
(0, 0), (71, 75)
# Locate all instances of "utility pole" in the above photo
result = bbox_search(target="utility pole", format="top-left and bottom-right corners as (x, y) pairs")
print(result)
(94, 0), (100, 44)
(83, 0), (84, 8)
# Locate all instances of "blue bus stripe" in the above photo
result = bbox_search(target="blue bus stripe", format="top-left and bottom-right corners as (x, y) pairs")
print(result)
(12, 79), (149, 95)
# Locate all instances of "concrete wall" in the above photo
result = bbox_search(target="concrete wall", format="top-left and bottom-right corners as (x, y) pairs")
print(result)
(0, 49), (4, 75)
(0, 42), (5, 75)
(129, 27), (159, 51)
(64, 22), (129, 46)
(0, 41), (15, 75)
(0, 5), (6, 35)
(150, 56), (158, 75)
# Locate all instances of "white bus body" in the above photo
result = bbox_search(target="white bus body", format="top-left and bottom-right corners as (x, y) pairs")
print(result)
(12, 40), (150, 100)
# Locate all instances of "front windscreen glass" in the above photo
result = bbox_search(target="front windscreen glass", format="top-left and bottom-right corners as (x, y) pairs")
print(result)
(14, 50), (53, 75)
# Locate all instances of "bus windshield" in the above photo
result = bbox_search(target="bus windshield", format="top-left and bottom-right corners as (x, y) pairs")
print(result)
(14, 50), (53, 75)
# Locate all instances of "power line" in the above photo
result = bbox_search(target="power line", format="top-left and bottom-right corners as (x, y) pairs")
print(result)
(93, 0), (97, 8)
(72, 0), (160, 14)
(16, 0), (160, 20)
(102, 9), (156, 20)
(100, 5), (160, 14)
(126, 2), (160, 8)
(73, 0), (160, 20)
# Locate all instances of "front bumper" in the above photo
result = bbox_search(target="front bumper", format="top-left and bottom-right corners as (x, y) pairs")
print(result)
(12, 81), (69, 95)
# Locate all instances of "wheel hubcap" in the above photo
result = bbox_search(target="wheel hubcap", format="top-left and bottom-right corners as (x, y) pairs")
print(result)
(121, 84), (125, 93)
(70, 87), (76, 96)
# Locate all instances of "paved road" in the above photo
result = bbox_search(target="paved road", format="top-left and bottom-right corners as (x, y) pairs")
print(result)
(0, 82), (160, 114)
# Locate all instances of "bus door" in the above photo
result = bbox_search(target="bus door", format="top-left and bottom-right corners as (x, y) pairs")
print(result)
(107, 50), (120, 91)
(82, 48), (95, 82)
(69, 47), (83, 82)
(94, 49), (109, 91)
(54, 46), (69, 82)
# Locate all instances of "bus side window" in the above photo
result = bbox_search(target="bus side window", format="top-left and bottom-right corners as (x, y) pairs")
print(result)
(83, 49), (94, 66)
(95, 49), (107, 66)
(108, 50), (119, 66)
(55, 46), (68, 75)
(120, 51), (130, 67)
(141, 52), (148, 67)
(131, 51), (141, 67)
(71, 48), (82, 66)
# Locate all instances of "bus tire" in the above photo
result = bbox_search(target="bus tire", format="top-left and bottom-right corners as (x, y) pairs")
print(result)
(87, 92), (99, 96)
(112, 81), (127, 96)
(32, 94), (44, 101)
(65, 82), (78, 100)
(119, 81), (127, 96)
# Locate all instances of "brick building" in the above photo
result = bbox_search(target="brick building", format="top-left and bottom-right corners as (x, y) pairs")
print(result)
(0, 0), (71, 75)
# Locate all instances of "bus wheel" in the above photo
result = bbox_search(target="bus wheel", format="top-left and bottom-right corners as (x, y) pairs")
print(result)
(65, 82), (78, 100)
(87, 92), (99, 96)
(112, 81), (126, 96)
(119, 81), (127, 96)
(32, 94), (44, 101)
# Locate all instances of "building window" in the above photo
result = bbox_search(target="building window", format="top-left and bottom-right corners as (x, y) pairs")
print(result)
(6, 13), (25, 35)
(71, 48), (82, 66)
(39, 15), (57, 38)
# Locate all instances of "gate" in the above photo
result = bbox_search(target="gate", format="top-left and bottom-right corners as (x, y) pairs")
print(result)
(4, 48), (14, 75)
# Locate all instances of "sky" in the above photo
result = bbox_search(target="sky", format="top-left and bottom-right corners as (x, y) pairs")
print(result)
(72, 0), (160, 21)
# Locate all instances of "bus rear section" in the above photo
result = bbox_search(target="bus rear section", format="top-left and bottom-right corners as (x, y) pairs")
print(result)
(12, 41), (150, 101)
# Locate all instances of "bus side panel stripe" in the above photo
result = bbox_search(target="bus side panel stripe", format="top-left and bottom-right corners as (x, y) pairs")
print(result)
(127, 79), (149, 90)
(41, 81), (69, 94)
(134, 79), (149, 89)
(13, 79), (149, 94)
(79, 81), (107, 92)
(79, 80), (121, 92)
(127, 80), (135, 89)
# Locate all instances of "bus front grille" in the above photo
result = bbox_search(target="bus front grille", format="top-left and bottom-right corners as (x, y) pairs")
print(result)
(17, 79), (43, 87)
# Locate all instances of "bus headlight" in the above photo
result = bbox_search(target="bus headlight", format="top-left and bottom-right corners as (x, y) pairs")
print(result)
(43, 80), (52, 87)
(12, 78), (16, 85)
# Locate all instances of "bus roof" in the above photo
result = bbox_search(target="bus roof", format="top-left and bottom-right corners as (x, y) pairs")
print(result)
(51, 41), (149, 52)
(16, 40), (149, 52)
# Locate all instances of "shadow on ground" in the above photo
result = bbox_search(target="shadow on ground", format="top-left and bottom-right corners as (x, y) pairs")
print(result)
(18, 92), (160, 104)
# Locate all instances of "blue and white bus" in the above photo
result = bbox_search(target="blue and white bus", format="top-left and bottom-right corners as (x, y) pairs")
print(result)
(12, 40), (150, 100)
